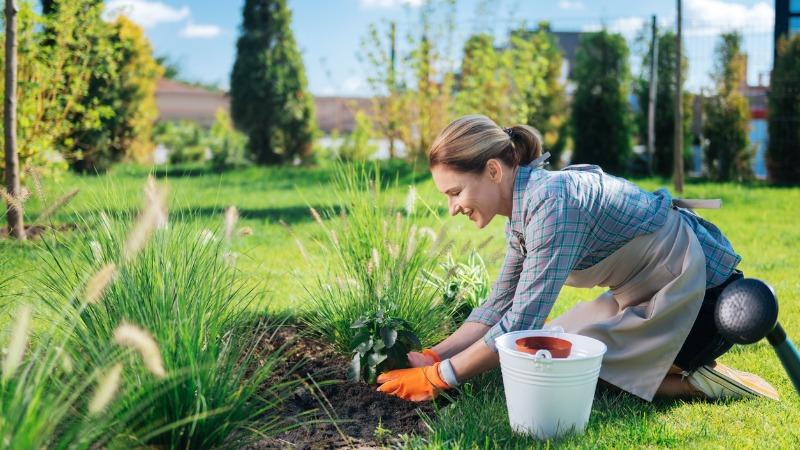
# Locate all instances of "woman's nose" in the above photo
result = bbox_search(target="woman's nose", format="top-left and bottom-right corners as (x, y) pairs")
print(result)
(448, 198), (459, 216)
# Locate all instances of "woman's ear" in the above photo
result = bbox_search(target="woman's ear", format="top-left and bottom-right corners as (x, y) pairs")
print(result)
(486, 159), (504, 184)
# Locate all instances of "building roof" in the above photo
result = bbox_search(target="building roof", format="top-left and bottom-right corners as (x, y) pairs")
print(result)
(154, 78), (372, 133)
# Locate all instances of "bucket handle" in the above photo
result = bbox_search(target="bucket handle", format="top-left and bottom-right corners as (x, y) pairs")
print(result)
(533, 349), (552, 360)
(543, 325), (565, 336)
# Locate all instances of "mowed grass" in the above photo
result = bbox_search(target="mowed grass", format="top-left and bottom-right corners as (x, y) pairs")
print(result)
(2, 162), (800, 448)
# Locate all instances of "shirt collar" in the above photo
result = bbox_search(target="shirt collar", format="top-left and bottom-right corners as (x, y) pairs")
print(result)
(509, 164), (549, 233)
(509, 165), (532, 233)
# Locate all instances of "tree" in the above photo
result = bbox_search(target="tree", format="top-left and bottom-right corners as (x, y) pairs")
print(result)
(230, 0), (316, 165)
(54, 10), (161, 172)
(453, 33), (504, 119)
(571, 30), (633, 174)
(767, 34), (800, 184)
(703, 32), (751, 182)
(515, 23), (568, 167)
(359, 1), (456, 161)
(4, 0), (24, 239)
(0, 1), (103, 180)
(635, 29), (692, 177)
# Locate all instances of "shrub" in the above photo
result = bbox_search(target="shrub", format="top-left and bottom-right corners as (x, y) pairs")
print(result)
(423, 250), (490, 324)
(209, 109), (250, 170)
(152, 120), (209, 163)
(302, 164), (449, 356)
(35, 181), (297, 448)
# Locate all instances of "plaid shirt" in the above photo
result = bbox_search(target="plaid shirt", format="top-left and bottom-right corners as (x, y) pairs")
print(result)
(467, 163), (741, 349)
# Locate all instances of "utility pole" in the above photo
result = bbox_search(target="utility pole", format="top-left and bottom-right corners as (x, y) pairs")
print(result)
(647, 15), (659, 176)
(674, 0), (684, 193)
(4, 0), (25, 240)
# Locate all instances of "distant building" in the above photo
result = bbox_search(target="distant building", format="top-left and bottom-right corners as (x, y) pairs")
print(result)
(155, 79), (229, 127)
(154, 78), (372, 134)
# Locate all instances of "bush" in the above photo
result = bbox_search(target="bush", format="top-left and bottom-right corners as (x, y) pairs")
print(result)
(423, 250), (490, 324)
(152, 121), (208, 163)
(35, 182), (296, 448)
(209, 109), (250, 170)
(154, 111), (250, 169)
(302, 164), (450, 357)
(334, 111), (378, 162)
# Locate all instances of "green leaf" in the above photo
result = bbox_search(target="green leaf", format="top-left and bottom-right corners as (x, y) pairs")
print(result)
(398, 330), (421, 349)
(367, 364), (378, 384)
(367, 351), (388, 367)
(380, 326), (398, 348)
(351, 317), (368, 329)
(354, 336), (373, 355)
(373, 339), (386, 352)
(348, 353), (361, 382)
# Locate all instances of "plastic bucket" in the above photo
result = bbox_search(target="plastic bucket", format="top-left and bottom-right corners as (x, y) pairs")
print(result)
(496, 328), (607, 440)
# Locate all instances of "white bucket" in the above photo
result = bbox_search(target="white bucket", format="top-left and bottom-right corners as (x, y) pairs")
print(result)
(495, 328), (607, 440)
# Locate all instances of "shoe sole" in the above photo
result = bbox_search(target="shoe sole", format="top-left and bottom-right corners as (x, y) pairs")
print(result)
(699, 364), (780, 401)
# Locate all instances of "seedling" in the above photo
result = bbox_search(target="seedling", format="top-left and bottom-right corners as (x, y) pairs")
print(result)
(348, 309), (422, 383)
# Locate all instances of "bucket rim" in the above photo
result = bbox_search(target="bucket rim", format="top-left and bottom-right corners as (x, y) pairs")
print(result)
(496, 330), (607, 362)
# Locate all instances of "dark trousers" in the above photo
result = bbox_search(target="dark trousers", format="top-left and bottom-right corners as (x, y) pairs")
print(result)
(673, 269), (744, 372)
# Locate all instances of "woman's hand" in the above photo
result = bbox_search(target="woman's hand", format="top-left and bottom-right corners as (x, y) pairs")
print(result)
(407, 348), (440, 367)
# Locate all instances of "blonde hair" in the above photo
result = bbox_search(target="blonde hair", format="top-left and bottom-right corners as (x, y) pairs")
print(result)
(428, 115), (543, 173)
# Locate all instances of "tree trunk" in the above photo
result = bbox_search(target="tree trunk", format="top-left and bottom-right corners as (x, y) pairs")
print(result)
(4, 0), (25, 240)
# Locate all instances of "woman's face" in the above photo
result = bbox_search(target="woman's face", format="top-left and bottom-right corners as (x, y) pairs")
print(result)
(431, 161), (508, 229)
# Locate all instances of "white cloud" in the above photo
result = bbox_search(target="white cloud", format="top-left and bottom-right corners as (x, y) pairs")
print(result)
(582, 17), (647, 36)
(558, 1), (584, 10)
(684, 0), (773, 35)
(359, 0), (424, 8)
(179, 23), (222, 39)
(342, 76), (366, 94)
(104, 0), (189, 28)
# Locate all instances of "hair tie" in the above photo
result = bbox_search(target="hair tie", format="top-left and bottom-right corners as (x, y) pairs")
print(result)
(503, 127), (514, 138)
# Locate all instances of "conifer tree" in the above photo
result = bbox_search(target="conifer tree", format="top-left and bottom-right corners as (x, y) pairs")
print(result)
(571, 30), (632, 174)
(635, 30), (692, 177)
(767, 34), (800, 184)
(230, 0), (315, 164)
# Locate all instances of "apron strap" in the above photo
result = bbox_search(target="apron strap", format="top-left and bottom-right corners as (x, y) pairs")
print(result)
(672, 198), (722, 210)
(529, 151), (551, 168)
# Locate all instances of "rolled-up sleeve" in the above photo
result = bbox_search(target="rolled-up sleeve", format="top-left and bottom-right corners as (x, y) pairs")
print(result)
(465, 225), (524, 327)
(483, 197), (591, 350)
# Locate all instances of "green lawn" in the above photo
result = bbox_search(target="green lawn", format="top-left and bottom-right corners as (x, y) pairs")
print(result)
(2, 162), (799, 448)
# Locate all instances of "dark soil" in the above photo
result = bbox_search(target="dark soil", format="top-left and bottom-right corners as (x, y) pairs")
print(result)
(249, 326), (440, 449)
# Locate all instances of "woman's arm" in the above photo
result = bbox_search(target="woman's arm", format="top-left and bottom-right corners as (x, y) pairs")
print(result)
(448, 336), (500, 380)
(431, 321), (491, 359)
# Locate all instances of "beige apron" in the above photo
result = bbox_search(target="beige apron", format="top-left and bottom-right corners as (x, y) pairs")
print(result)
(549, 206), (708, 401)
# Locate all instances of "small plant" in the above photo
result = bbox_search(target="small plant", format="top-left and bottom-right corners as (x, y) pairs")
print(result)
(348, 309), (422, 383)
(424, 250), (490, 323)
(302, 163), (451, 356)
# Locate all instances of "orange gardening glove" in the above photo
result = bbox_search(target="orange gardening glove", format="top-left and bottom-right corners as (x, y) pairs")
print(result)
(376, 362), (450, 402)
(407, 348), (441, 367)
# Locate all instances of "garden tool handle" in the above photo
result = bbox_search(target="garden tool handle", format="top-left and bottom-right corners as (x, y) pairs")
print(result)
(672, 198), (722, 209)
(767, 323), (800, 396)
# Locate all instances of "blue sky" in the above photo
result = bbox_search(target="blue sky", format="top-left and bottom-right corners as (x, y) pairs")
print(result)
(104, 0), (776, 96)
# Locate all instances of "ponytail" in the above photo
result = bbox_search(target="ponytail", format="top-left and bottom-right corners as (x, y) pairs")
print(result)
(429, 115), (544, 173)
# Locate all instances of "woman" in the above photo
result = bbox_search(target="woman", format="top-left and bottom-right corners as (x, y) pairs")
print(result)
(376, 115), (779, 403)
